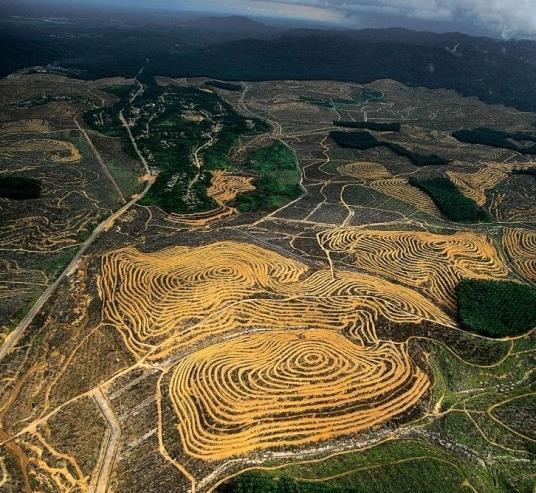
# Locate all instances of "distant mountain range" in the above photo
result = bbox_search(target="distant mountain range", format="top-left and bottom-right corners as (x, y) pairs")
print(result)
(2, 12), (536, 113)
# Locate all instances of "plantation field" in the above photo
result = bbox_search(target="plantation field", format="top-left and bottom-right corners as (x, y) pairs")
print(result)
(0, 75), (535, 493)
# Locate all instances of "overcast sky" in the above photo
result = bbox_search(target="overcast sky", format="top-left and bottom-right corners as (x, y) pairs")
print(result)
(19, 0), (536, 38)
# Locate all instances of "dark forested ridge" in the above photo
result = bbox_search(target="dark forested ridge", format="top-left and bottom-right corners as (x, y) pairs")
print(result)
(453, 127), (536, 154)
(2, 12), (536, 112)
(330, 130), (449, 166)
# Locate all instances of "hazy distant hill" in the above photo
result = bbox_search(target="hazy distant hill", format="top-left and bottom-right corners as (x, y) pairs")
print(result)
(184, 15), (278, 34)
(151, 31), (536, 112)
(2, 12), (536, 112)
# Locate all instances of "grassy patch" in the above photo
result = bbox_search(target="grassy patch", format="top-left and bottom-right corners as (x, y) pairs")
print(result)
(333, 120), (400, 132)
(217, 440), (497, 493)
(408, 177), (488, 222)
(0, 175), (41, 200)
(234, 141), (301, 212)
(330, 130), (449, 166)
(456, 279), (536, 337)
(105, 158), (142, 197)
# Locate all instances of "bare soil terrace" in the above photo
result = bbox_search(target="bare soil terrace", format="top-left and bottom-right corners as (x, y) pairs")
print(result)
(0, 76), (534, 493)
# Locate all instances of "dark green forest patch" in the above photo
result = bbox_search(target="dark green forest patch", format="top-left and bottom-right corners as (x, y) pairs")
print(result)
(205, 80), (243, 91)
(456, 279), (536, 337)
(408, 177), (488, 222)
(356, 88), (384, 102)
(453, 128), (536, 155)
(330, 130), (449, 166)
(512, 167), (536, 177)
(300, 96), (356, 108)
(0, 175), (41, 200)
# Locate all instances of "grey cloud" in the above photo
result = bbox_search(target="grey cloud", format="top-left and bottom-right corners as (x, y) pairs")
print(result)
(256, 0), (536, 35)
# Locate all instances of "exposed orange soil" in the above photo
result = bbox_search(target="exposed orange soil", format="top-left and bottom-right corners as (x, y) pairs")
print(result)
(338, 162), (392, 180)
(447, 165), (509, 206)
(98, 240), (452, 361)
(206, 171), (255, 206)
(319, 228), (508, 309)
(369, 178), (439, 214)
(502, 228), (536, 282)
(169, 329), (429, 460)
(0, 139), (81, 163)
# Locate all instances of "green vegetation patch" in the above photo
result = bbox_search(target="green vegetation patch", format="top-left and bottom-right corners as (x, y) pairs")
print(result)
(385, 143), (448, 165)
(356, 88), (384, 102)
(234, 141), (301, 212)
(453, 127), (536, 155)
(456, 279), (536, 337)
(217, 440), (496, 493)
(330, 130), (449, 166)
(491, 395), (536, 441)
(333, 120), (401, 132)
(330, 130), (379, 149)
(408, 177), (488, 222)
(0, 175), (41, 200)
(205, 80), (243, 91)
(100, 85), (135, 99)
(84, 83), (265, 214)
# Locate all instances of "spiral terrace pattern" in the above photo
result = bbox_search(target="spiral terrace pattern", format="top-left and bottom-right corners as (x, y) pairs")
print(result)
(319, 228), (508, 309)
(447, 166), (509, 206)
(503, 228), (536, 282)
(98, 241), (451, 461)
(337, 162), (391, 180)
(207, 171), (255, 206)
(0, 119), (51, 134)
(98, 242), (308, 356)
(164, 206), (236, 227)
(168, 329), (429, 460)
(98, 241), (453, 359)
(0, 138), (81, 163)
(369, 178), (439, 214)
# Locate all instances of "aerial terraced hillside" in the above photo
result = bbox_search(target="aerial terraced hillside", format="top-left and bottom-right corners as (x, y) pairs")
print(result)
(0, 73), (534, 493)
